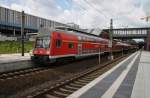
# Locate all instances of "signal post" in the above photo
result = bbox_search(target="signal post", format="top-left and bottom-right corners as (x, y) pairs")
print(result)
(109, 19), (114, 60)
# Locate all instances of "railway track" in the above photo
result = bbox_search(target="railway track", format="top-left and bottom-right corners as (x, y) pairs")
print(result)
(26, 54), (129, 98)
(0, 53), (109, 81)
(0, 67), (49, 81)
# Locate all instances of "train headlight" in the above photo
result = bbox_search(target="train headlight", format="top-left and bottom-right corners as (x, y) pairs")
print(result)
(46, 51), (50, 55)
(33, 50), (38, 54)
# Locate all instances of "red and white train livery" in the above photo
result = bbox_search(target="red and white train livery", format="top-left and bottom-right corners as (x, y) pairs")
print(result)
(31, 27), (134, 64)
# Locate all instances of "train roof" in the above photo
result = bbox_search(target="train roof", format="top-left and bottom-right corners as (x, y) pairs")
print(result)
(37, 27), (109, 42)
(55, 26), (101, 38)
(55, 26), (110, 42)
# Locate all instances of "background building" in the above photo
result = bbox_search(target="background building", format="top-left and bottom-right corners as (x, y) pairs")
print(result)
(0, 6), (69, 41)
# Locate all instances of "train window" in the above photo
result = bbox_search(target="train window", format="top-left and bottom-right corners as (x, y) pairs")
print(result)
(56, 39), (62, 48)
(68, 43), (74, 49)
(35, 37), (50, 48)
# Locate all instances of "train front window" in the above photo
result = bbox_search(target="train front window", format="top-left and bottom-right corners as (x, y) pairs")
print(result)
(35, 37), (50, 48)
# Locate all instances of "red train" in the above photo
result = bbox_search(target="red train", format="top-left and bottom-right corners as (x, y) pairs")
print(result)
(31, 27), (135, 64)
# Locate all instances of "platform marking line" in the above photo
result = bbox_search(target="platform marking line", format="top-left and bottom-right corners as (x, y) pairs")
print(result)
(131, 51), (146, 98)
(67, 52), (138, 98)
(101, 52), (139, 98)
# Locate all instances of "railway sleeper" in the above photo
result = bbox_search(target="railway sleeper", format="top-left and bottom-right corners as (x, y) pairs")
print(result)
(78, 78), (93, 82)
(83, 76), (98, 79)
(88, 71), (102, 76)
(77, 79), (90, 83)
(55, 89), (72, 95)
(70, 83), (84, 87)
(53, 90), (70, 97)
(74, 81), (88, 85)
(13, 71), (22, 74)
(81, 78), (95, 81)
(59, 88), (74, 93)
(65, 85), (80, 90)
(62, 86), (77, 92)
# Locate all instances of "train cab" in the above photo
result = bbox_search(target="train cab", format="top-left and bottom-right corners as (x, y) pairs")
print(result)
(31, 28), (52, 63)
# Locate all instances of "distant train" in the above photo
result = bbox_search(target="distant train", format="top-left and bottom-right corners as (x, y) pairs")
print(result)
(31, 27), (136, 64)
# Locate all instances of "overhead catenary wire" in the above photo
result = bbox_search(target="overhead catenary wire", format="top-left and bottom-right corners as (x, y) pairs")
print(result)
(77, 2), (109, 26)
(66, 0), (110, 22)
(83, 0), (111, 19)
(65, 0), (113, 29)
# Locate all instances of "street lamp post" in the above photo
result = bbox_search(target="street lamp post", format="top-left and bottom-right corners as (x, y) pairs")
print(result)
(21, 11), (25, 56)
(109, 19), (113, 60)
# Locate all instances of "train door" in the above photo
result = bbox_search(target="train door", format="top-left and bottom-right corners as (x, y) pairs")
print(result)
(78, 43), (82, 55)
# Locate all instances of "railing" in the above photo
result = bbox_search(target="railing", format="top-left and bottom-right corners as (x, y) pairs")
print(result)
(0, 36), (17, 41)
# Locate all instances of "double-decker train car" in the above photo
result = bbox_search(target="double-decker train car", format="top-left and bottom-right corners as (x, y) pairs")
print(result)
(31, 27), (135, 64)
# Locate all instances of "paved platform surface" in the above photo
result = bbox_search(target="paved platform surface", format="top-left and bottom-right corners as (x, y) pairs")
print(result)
(0, 53), (33, 73)
(68, 51), (149, 98)
(0, 53), (30, 64)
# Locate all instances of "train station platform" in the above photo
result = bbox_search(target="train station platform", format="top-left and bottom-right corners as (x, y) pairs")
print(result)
(67, 51), (150, 98)
(0, 53), (30, 64)
(0, 53), (32, 73)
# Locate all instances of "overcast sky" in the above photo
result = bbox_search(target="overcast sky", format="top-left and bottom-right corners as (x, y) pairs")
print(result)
(0, 0), (150, 29)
